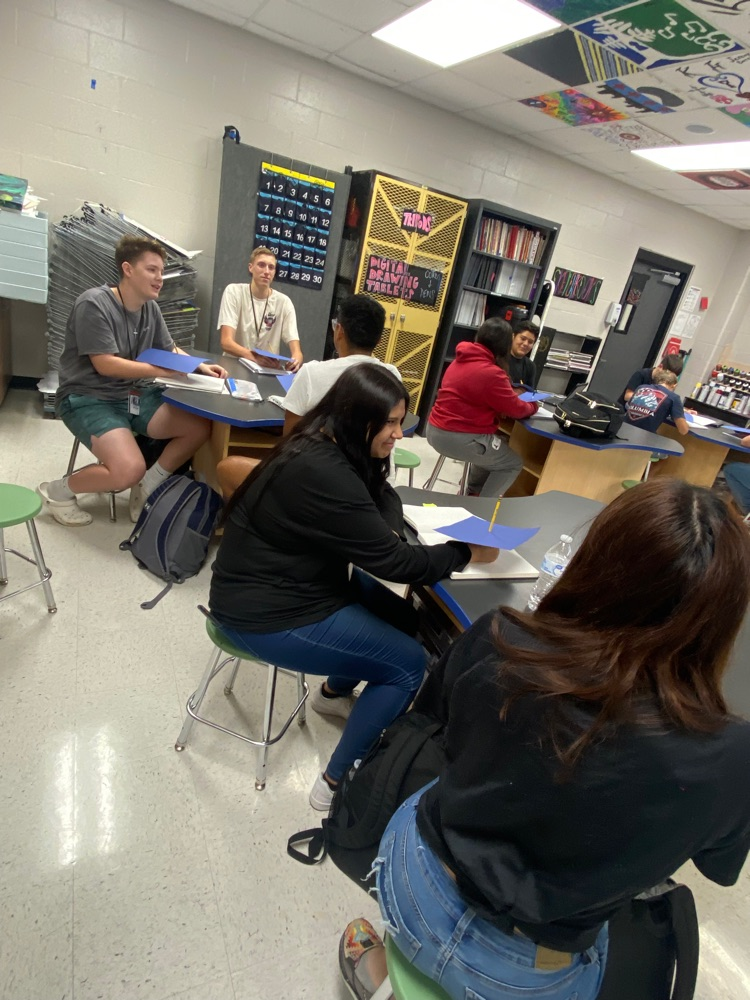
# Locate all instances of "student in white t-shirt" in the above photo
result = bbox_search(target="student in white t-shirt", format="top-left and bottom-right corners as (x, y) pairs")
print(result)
(217, 246), (303, 371)
(214, 295), (400, 499)
(283, 295), (400, 434)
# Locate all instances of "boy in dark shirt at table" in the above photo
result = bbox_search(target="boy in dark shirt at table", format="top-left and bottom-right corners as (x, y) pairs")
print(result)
(624, 368), (689, 435)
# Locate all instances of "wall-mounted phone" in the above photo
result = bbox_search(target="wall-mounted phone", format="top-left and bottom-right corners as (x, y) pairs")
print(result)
(605, 302), (622, 326)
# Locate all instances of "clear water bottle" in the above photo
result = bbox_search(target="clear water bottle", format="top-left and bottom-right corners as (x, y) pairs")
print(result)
(526, 534), (573, 611)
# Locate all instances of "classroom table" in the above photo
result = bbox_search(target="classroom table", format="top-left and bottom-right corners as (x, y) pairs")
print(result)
(650, 421), (750, 487)
(163, 352), (418, 492)
(502, 414), (683, 504)
(400, 486), (750, 717)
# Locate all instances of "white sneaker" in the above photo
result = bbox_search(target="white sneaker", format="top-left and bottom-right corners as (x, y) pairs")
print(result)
(309, 773), (335, 811)
(310, 684), (358, 720)
(37, 483), (92, 526)
(128, 482), (146, 523)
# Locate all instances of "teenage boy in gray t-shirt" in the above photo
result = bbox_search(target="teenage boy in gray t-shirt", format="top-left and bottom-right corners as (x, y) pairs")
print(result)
(38, 235), (226, 526)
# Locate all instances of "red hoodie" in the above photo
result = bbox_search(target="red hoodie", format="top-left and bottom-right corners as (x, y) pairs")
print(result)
(429, 341), (538, 435)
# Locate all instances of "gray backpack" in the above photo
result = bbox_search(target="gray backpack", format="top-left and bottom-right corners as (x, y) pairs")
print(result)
(120, 475), (223, 608)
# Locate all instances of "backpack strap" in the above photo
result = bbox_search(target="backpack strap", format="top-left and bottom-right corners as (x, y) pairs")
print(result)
(155, 480), (203, 580)
(140, 579), (174, 610)
(287, 827), (327, 866)
(664, 884), (699, 1000)
(327, 721), (442, 852)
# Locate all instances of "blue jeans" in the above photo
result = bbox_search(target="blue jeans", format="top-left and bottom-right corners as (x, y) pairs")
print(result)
(375, 786), (608, 1000)
(725, 463), (750, 514)
(214, 572), (425, 781)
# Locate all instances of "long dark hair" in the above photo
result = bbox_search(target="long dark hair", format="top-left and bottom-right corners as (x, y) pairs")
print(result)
(222, 363), (409, 524)
(475, 317), (512, 373)
(494, 478), (750, 768)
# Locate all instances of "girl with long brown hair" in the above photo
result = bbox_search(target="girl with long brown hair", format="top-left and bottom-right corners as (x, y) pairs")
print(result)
(347, 479), (750, 1000)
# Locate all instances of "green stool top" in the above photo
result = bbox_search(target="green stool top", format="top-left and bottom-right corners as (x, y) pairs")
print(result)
(0, 483), (43, 528)
(385, 936), (451, 1000)
(205, 617), (259, 660)
(394, 448), (421, 470)
(622, 479), (641, 490)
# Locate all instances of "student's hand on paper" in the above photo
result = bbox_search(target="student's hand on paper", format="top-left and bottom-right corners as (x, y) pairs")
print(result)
(286, 354), (303, 373)
(197, 363), (228, 378)
(467, 544), (500, 564)
(685, 408), (698, 416)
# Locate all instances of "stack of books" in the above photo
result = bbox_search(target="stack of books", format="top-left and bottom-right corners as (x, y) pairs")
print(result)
(456, 290), (487, 327)
(476, 218), (547, 265)
(546, 349), (593, 372)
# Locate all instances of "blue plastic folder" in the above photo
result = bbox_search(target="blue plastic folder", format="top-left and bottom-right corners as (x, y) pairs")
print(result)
(436, 516), (539, 549)
(253, 347), (289, 363)
(276, 373), (296, 392)
(519, 390), (553, 403)
(136, 349), (206, 373)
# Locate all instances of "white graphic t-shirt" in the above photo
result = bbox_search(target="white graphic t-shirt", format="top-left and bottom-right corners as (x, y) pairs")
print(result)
(217, 284), (298, 354)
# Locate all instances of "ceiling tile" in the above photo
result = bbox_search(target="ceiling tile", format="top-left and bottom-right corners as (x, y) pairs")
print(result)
(465, 100), (572, 134)
(286, 0), (407, 32)
(405, 71), (507, 113)
(333, 34), (435, 84)
(168, 0), (247, 26)
(450, 48), (566, 99)
(327, 54), (398, 88)
(638, 107), (750, 143)
(249, 0), (360, 53)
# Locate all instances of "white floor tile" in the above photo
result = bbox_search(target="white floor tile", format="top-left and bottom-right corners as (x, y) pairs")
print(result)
(2, 388), (750, 1000)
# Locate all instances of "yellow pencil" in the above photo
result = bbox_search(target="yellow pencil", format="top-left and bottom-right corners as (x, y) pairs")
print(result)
(489, 499), (501, 533)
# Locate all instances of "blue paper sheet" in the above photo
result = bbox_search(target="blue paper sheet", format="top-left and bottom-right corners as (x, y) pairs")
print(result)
(519, 390), (552, 403)
(253, 347), (289, 362)
(276, 373), (295, 392)
(136, 348), (207, 373)
(436, 516), (540, 549)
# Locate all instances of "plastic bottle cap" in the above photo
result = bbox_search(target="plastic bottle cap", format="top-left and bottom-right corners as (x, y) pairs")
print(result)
(561, 534), (572, 543)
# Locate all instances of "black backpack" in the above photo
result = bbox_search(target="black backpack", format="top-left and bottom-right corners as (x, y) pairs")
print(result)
(554, 387), (624, 439)
(598, 881), (699, 1000)
(287, 710), (447, 888)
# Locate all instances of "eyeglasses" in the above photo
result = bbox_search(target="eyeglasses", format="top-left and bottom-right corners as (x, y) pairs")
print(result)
(331, 319), (340, 333)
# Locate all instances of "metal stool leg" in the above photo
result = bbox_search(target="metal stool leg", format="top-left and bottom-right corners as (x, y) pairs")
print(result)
(297, 672), (307, 726)
(224, 657), (241, 695)
(66, 439), (81, 477)
(0, 528), (7, 586)
(25, 519), (56, 613)
(458, 461), (471, 496)
(423, 454), (446, 490)
(175, 646), (223, 749)
(408, 468), (414, 487)
(108, 491), (117, 522)
(256, 663), (279, 790)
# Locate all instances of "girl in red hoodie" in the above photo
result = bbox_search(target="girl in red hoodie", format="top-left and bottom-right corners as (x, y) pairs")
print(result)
(427, 318), (538, 496)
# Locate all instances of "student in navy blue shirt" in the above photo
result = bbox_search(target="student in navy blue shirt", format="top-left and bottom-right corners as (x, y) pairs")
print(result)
(619, 352), (683, 406)
(624, 369), (689, 435)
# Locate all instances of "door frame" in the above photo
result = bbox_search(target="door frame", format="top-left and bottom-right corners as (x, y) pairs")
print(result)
(611, 247), (693, 370)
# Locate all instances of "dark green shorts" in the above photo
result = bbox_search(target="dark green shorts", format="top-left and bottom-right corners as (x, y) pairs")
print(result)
(57, 385), (166, 450)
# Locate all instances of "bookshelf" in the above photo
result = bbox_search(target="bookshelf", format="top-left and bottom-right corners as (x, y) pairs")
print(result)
(420, 199), (560, 422)
(534, 328), (602, 396)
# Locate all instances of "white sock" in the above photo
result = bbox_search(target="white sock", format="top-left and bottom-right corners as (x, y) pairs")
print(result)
(47, 476), (76, 501)
(140, 461), (170, 497)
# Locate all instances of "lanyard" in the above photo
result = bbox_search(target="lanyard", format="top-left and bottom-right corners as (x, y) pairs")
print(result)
(249, 287), (270, 340)
(114, 285), (145, 361)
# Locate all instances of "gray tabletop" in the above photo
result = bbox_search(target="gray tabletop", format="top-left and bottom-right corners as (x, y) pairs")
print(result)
(398, 486), (750, 717)
(163, 350), (419, 433)
(525, 415), (684, 456)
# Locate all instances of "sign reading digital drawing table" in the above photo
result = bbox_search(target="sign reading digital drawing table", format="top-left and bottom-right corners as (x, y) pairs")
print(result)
(364, 255), (443, 306)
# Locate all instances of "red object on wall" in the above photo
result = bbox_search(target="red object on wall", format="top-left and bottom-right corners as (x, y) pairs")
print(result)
(665, 337), (681, 355)
(700, 296), (709, 311)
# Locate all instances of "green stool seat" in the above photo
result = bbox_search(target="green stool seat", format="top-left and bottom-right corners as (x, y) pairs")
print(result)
(394, 448), (421, 487)
(385, 936), (451, 1000)
(205, 617), (258, 660)
(0, 484), (43, 528)
(622, 479), (641, 490)
(0, 483), (56, 613)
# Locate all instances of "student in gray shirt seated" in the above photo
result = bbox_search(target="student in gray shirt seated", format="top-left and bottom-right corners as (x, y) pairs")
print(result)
(38, 235), (226, 526)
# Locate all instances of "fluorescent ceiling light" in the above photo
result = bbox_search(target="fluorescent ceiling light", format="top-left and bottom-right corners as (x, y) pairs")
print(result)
(372, 0), (561, 68)
(633, 141), (750, 171)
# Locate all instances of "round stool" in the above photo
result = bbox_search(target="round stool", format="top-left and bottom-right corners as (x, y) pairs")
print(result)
(394, 448), (421, 487)
(0, 484), (57, 613)
(175, 608), (308, 789)
(384, 935), (451, 1000)
(621, 479), (641, 490)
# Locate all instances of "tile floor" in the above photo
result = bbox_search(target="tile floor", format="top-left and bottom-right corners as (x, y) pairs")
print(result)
(1, 387), (749, 1000)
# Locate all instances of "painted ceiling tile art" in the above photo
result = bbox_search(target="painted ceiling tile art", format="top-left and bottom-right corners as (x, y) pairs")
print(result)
(520, 87), (630, 124)
(574, 0), (743, 70)
(680, 168), (750, 185)
(661, 49), (750, 108)
(580, 118), (680, 145)
(581, 68), (707, 114)
(507, 29), (641, 85)
(523, 0), (641, 23)
(680, 0), (750, 45)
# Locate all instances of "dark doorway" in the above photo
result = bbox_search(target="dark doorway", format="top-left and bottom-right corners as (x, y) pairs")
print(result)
(588, 249), (693, 401)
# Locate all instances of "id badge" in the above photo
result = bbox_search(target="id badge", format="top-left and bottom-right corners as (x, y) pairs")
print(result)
(128, 389), (141, 415)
